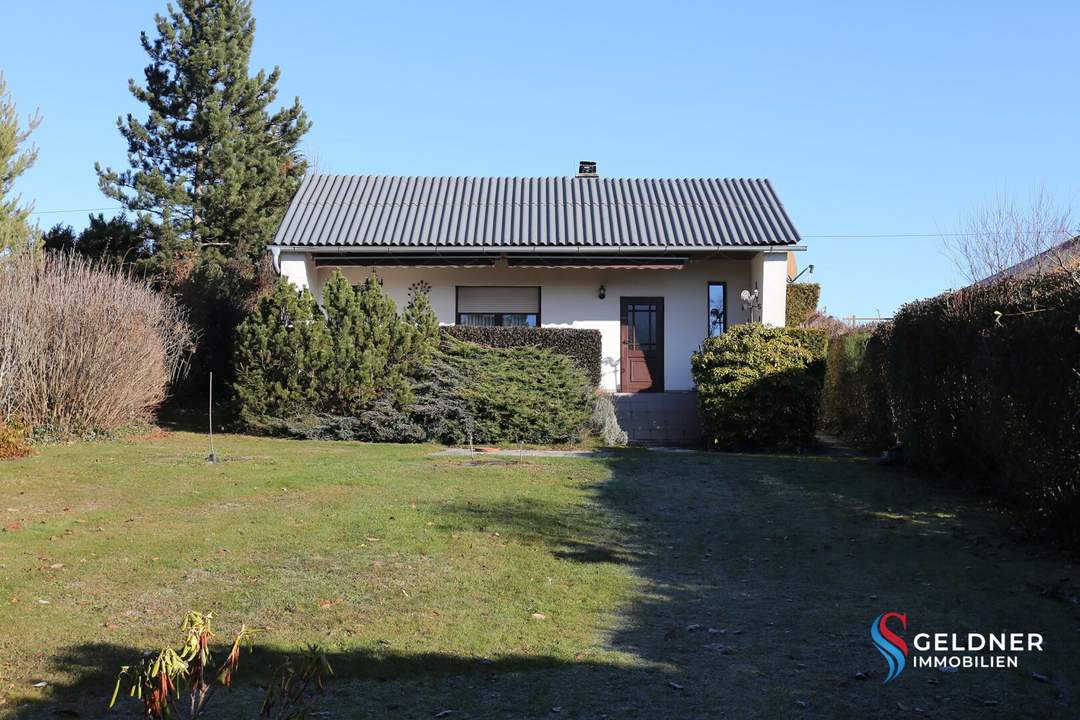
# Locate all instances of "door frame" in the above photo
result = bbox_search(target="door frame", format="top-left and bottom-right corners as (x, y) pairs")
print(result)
(619, 296), (664, 393)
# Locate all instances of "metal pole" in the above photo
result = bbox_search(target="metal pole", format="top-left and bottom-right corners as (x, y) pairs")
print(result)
(207, 371), (217, 463)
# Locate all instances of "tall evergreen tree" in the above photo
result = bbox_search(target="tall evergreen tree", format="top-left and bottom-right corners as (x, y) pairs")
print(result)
(96, 0), (310, 269)
(0, 72), (42, 256)
(42, 214), (149, 267)
(96, 0), (311, 401)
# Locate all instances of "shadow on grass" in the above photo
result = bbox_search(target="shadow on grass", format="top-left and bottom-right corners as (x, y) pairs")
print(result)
(14, 450), (1079, 719)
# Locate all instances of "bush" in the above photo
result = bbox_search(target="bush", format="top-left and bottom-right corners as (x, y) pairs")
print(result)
(441, 325), (602, 386)
(233, 272), (439, 426)
(250, 338), (591, 446)
(232, 279), (332, 422)
(0, 420), (32, 460)
(588, 393), (628, 446)
(234, 280), (590, 445)
(881, 271), (1080, 539)
(820, 330), (895, 449)
(691, 324), (826, 450)
(0, 253), (192, 436)
(786, 282), (820, 326)
(441, 337), (592, 444)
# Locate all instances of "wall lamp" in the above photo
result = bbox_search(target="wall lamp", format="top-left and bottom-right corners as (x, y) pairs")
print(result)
(598, 284), (606, 300)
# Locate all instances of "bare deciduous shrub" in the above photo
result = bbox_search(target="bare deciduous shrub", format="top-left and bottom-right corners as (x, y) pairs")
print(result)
(0, 252), (192, 435)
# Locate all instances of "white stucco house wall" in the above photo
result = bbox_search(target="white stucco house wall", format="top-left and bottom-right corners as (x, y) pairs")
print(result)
(270, 164), (803, 396)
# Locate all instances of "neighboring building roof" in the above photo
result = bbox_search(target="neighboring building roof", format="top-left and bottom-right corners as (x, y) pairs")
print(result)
(977, 235), (1080, 285)
(272, 174), (801, 251)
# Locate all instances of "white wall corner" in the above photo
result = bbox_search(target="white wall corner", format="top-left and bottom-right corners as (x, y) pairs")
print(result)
(278, 251), (321, 303)
(757, 251), (788, 327)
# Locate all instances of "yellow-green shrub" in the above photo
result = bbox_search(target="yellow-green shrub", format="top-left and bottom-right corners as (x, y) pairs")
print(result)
(691, 324), (826, 449)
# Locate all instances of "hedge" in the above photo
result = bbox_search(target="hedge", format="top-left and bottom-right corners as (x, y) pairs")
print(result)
(882, 271), (1080, 539)
(691, 324), (827, 450)
(786, 282), (820, 326)
(827, 271), (1080, 542)
(820, 330), (894, 450)
(441, 326), (602, 386)
(440, 337), (592, 443)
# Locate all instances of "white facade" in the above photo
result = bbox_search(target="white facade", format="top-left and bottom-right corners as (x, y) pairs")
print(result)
(278, 251), (789, 392)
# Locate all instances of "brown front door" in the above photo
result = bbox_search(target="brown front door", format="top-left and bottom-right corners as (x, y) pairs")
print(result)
(620, 297), (664, 393)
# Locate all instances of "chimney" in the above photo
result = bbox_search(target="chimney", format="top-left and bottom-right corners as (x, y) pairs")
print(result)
(576, 160), (597, 178)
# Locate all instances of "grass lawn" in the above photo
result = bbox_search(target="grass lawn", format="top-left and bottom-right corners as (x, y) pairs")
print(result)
(1, 432), (1078, 718)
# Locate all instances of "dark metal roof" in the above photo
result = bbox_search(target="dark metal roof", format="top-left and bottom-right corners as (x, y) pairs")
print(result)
(976, 235), (1080, 285)
(272, 174), (801, 250)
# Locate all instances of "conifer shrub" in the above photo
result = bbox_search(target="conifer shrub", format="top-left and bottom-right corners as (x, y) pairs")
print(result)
(691, 324), (827, 450)
(441, 326), (602, 386)
(234, 273), (591, 444)
(440, 337), (593, 444)
(233, 271), (437, 429)
(232, 279), (331, 423)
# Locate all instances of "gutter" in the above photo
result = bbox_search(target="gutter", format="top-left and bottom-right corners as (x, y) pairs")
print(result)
(267, 244), (804, 257)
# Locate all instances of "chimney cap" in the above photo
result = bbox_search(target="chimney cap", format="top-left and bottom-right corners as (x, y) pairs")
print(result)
(576, 160), (597, 178)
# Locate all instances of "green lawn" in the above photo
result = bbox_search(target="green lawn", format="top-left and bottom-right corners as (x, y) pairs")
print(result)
(1, 432), (1077, 718)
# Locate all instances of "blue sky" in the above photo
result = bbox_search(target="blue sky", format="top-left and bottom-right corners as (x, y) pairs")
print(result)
(3, 1), (1078, 317)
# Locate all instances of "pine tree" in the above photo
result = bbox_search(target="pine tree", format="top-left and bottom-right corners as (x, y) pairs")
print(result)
(96, 0), (311, 401)
(403, 286), (440, 368)
(0, 73), (42, 256)
(233, 279), (330, 423)
(321, 271), (413, 415)
(354, 273), (413, 408)
(96, 0), (310, 268)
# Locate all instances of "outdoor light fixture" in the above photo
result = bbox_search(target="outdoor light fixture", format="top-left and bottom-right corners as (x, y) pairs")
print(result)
(788, 263), (816, 283)
(598, 284), (606, 299)
(741, 288), (762, 323)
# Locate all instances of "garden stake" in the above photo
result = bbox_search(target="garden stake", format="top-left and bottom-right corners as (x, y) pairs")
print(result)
(207, 372), (217, 464)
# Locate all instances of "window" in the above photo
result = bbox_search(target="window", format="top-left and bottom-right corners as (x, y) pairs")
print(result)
(456, 286), (540, 327)
(707, 282), (726, 336)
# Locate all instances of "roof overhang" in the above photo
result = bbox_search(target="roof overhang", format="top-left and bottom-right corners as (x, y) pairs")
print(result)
(269, 243), (802, 271)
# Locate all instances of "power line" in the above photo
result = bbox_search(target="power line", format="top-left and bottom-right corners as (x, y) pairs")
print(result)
(29, 207), (123, 215)
(803, 231), (1057, 239)
(20, 207), (1065, 240)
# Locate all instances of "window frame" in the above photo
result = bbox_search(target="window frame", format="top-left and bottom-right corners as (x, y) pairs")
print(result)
(707, 281), (727, 337)
(454, 285), (542, 327)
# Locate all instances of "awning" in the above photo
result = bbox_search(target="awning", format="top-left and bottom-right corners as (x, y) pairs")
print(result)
(506, 256), (688, 269)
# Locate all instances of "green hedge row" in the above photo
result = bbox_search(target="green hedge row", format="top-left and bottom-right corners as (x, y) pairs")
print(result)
(440, 337), (592, 444)
(824, 270), (1080, 542)
(820, 331), (894, 450)
(691, 324), (827, 450)
(885, 272), (1080, 537)
(441, 325), (603, 386)
(785, 282), (820, 326)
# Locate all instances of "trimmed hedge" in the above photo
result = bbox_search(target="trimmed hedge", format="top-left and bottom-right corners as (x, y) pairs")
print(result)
(440, 337), (592, 444)
(691, 324), (827, 450)
(441, 325), (602, 386)
(786, 282), (820, 326)
(820, 331), (895, 450)
(881, 271), (1080, 539)
(826, 271), (1080, 542)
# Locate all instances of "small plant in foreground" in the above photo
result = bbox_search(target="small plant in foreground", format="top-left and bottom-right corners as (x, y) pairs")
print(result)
(110, 611), (332, 719)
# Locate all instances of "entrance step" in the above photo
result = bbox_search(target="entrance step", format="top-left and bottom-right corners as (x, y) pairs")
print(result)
(612, 392), (701, 446)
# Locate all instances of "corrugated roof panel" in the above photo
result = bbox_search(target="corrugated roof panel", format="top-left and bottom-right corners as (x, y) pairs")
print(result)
(271, 174), (801, 249)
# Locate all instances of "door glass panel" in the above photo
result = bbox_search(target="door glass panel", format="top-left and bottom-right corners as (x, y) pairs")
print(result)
(628, 305), (655, 349)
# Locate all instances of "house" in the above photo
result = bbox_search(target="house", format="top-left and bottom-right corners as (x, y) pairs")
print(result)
(976, 235), (1080, 285)
(270, 163), (803, 406)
